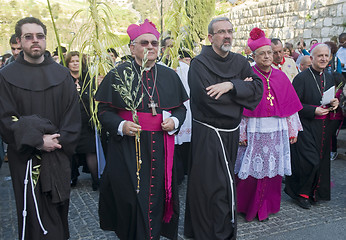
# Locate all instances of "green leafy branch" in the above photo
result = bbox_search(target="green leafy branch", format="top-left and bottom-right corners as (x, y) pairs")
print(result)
(112, 49), (148, 134)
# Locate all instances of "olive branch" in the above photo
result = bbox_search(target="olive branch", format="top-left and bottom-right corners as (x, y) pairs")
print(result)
(111, 49), (149, 193)
(112, 49), (148, 130)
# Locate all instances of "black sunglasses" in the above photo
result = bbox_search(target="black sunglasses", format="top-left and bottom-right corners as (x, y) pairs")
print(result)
(134, 40), (159, 47)
(21, 33), (46, 41)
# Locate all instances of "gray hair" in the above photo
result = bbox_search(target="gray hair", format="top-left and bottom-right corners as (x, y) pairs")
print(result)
(310, 43), (331, 58)
(208, 17), (232, 35)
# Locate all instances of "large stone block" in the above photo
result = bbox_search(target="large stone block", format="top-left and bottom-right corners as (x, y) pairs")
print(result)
(318, 7), (329, 17)
(283, 3), (290, 12)
(334, 0), (346, 3)
(321, 27), (329, 37)
(288, 2), (297, 12)
(305, 19), (315, 28)
(283, 17), (289, 26)
(322, 37), (330, 43)
(295, 29), (304, 39)
(258, 1), (266, 8)
(312, 29), (321, 38)
(276, 4), (284, 13)
(233, 11), (239, 19)
(315, 18), (323, 28)
(296, 19), (305, 29)
(267, 6), (275, 15)
(283, 27), (292, 39)
(291, 15), (299, 22)
(303, 29), (312, 38)
(310, 9), (319, 19)
(268, 19), (275, 28)
(337, 4), (343, 16)
(298, 11), (305, 18)
(272, 28), (280, 38)
(333, 17), (344, 25)
(253, 9), (260, 17)
(329, 5), (337, 17)
(330, 26), (341, 36)
(266, 28), (273, 37)
(323, 18), (333, 27)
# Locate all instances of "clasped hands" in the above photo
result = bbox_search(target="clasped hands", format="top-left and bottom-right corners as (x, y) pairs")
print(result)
(207, 77), (253, 99)
(123, 118), (175, 136)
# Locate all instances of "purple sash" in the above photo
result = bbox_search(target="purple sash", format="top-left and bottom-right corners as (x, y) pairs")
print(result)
(118, 110), (174, 223)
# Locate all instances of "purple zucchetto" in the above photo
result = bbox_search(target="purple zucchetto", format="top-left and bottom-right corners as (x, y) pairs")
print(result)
(247, 27), (271, 51)
(127, 19), (160, 41)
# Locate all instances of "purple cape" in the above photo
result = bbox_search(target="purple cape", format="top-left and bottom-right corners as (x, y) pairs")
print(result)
(243, 65), (302, 117)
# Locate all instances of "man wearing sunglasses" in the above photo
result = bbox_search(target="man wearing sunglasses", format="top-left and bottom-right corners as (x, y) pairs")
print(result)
(0, 17), (81, 240)
(184, 17), (263, 239)
(95, 19), (188, 240)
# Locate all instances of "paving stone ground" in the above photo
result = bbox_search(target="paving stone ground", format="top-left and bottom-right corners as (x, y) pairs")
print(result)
(1, 148), (346, 240)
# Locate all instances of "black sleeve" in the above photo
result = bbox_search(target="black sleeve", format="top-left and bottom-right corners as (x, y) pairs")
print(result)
(292, 73), (316, 119)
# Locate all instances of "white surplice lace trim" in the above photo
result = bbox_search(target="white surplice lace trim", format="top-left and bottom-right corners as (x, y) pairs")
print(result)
(235, 113), (302, 180)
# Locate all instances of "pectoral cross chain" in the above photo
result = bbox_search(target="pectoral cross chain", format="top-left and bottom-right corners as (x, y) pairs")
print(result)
(267, 93), (274, 106)
(148, 99), (158, 116)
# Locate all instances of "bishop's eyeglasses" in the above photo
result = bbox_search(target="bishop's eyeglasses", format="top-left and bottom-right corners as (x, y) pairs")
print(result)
(133, 40), (159, 47)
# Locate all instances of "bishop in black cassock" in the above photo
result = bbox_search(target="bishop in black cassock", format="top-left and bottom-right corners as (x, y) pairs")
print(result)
(95, 19), (187, 240)
(285, 43), (339, 209)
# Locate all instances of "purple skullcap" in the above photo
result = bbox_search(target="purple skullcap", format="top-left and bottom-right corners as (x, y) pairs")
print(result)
(127, 19), (160, 41)
(247, 27), (271, 51)
(310, 42), (321, 52)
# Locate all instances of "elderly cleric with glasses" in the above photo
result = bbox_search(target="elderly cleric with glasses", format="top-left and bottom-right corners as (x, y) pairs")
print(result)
(95, 19), (188, 240)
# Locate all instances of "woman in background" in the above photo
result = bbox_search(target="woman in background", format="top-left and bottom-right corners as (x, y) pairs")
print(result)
(66, 51), (99, 190)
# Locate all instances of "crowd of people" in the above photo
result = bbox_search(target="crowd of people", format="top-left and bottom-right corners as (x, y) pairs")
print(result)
(0, 15), (345, 240)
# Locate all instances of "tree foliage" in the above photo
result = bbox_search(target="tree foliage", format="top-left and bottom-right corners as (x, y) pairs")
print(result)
(163, 0), (195, 69)
(186, 0), (216, 42)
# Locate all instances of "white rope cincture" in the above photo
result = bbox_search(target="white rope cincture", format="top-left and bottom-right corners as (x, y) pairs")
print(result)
(21, 159), (48, 240)
(21, 160), (30, 240)
(194, 119), (239, 224)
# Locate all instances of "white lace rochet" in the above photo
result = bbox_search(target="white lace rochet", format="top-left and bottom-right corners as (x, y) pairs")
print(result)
(235, 113), (302, 180)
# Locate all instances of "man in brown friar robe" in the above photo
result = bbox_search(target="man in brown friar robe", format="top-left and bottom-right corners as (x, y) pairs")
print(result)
(0, 17), (81, 239)
(184, 17), (263, 239)
(285, 44), (339, 209)
(95, 19), (188, 240)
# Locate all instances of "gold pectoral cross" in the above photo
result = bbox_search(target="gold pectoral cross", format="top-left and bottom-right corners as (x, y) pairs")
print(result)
(148, 100), (158, 116)
(267, 93), (274, 106)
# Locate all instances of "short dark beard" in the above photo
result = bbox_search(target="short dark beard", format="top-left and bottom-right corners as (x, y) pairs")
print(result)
(24, 49), (44, 59)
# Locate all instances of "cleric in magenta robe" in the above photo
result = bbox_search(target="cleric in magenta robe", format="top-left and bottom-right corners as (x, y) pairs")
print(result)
(94, 19), (188, 240)
(234, 28), (303, 222)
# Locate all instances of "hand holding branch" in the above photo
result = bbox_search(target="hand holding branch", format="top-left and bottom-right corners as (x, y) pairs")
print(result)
(123, 121), (141, 136)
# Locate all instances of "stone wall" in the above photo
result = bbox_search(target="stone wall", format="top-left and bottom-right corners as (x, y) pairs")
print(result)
(229, 0), (346, 51)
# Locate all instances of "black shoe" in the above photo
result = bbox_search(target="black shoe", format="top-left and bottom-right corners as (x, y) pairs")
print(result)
(296, 197), (311, 209)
